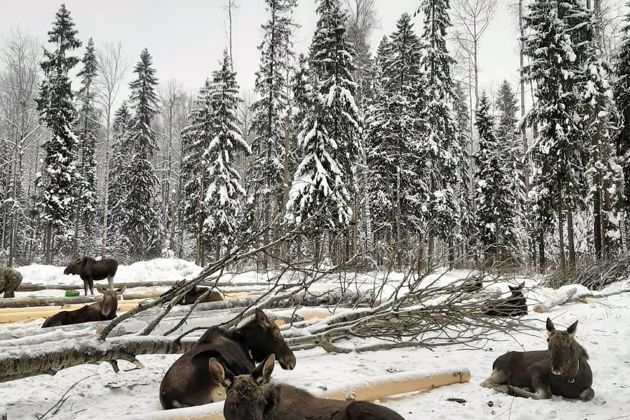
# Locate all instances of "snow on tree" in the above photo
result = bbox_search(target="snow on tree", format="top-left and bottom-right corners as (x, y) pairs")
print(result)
(366, 15), (425, 260)
(74, 37), (99, 255)
(614, 5), (630, 247)
(474, 93), (517, 264)
(523, 0), (589, 270)
(35, 4), (82, 262)
(249, 0), (298, 236)
(202, 50), (251, 258)
(417, 0), (461, 246)
(120, 48), (162, 259)
(181, 79), (214, 264)
(107, 102), (131, 253)
(286, 0), (360, 234)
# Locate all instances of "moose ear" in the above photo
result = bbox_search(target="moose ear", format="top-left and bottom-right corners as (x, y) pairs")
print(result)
(546, 317), (555, 335)
(253, 354), (275, 385)
(519, 282), (525, 289)
(96, 284), (105, 294)
(255, 308), (271, 328)
(567, 320), (578, 338)
(208, 358), (225, 383)
(117, 286), (127, 296)
(508, 286), (515, 291)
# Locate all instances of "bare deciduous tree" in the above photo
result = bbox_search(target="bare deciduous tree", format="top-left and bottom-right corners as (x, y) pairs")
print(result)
(95, 42), (128, 249)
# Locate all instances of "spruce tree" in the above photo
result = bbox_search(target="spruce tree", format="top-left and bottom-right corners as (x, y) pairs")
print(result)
(615, 4), (630, 245)
(74, 37), (99, 254)
(36, 4), (82, 262)
(367, 15), (425, 261)
(286, 0), (360, 236)
(474, 93), (517, 265)
(523, 0), (588, 270)
(249, 0), (298, 245)
(417, 0), (461, 251)
(181, 79), (214, 264)
(203, 50), (251, 258)
(107, 102), (131, 251)
(122, 49), (162, 259)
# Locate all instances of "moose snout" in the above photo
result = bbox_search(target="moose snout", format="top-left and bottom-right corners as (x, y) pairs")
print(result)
(279, 353), (296, 370)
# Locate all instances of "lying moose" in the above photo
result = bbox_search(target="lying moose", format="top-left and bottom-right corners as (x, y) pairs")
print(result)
(64, 257), (118, 296)
(484, 282), (527, 317)
(159, 309), (296, 409)
(223, 355), (406, 420)
(42, 285), (126, 328)
(481, 317), (594, 401)
(160, 282), (223, 304)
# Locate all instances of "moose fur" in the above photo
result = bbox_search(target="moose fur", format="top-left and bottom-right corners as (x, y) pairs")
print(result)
(160, 283), (223, 304)
(0, 267), (23, 298)
(481, 318), (594, 401)
(159, 309), (296, 409)
(64, 257), (118, 296)
(42, 285), (126, 328)
(223, 355), (406, 420)
(484, 282), (527, 317)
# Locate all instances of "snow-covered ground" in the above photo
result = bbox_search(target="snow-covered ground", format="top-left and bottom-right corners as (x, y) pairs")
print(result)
(1, 261), (629, 420)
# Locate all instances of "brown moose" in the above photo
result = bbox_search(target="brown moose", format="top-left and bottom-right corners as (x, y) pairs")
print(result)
(64, 257), (118, 296)
(42, 285), (126, 328)
(481, 317), (594, 400)
(160, 282), (223, 304)
(223, 354), (406, 420)
(159, 309), (296, 409)
(484, 282), (527, 317)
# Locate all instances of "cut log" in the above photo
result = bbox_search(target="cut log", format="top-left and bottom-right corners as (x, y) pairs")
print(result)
(17, 280), (270, 292)
(533, 287), (577, 313)
(116, 367), (471, 420)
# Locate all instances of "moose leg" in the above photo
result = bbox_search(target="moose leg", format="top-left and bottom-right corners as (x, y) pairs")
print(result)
(507, 385), (551, 399)
(480, 369), (507, 389)
(580, 388), (595, 401)
(88, 278), (94, 295)
(107, 275), (114, 289)
(83, 278), (89, 296)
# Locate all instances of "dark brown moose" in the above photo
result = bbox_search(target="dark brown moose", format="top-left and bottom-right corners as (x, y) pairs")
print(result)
(480, 318), (594, 400)
(159, 309), (296, 409)
(42, 285), (126, 328)
(160, 282), (223, 304)
(223, 355), (406, 420)
(484, 282), (527, 317)
(64, 257), (118, 296)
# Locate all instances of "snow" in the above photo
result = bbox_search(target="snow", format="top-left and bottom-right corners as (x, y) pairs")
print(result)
(1, 265), (630, 419)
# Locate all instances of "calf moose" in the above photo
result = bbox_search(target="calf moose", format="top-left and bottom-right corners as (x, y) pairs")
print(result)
(64, 257), (118, 296)
(484, 282), (527, 317)
(0, 266), (23, 298)
(223, 355), (406, 420)
(481, 317), (594, 401)
(159, 309), (296, 409)
(42, 285), (126, 328)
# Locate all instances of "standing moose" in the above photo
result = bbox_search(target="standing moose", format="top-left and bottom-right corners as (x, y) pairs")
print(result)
(64, 257), (119, 296)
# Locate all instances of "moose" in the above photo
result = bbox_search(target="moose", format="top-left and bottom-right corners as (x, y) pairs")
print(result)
(484, 282), (527, 317)
(481, 318), (594, 401)
(159, 308), (296, 409)
(42, 285), (126, 328)
(223, 354), (406, 420)
(160, 282), (223, 304)
(64, 257), (119, 296)
(0, 266), (23, 298)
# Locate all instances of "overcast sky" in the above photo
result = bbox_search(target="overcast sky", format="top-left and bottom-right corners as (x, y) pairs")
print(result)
(0, 0), (521, 100)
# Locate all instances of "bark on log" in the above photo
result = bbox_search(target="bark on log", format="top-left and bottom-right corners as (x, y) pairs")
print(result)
(533, 287), (577, 313)
(117, 367), (471, 420)
(0, 293), (163, 309)
(0, 335), (197, 383)
(16, 280), (270, 292)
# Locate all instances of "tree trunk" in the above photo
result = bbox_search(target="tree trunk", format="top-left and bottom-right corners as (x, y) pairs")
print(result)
(567, 211), (576, 269)
(558, 205), (566, 272)
(538, 233), (545, 273)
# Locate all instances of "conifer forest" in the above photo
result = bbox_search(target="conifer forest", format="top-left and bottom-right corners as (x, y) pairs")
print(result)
(1, 1), (630, 419)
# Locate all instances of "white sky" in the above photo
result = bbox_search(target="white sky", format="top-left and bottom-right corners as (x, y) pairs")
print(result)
(0, 0), (521, 100)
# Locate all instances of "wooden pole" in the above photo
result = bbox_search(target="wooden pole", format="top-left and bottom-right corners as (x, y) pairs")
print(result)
(118, 368), (471, 420)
